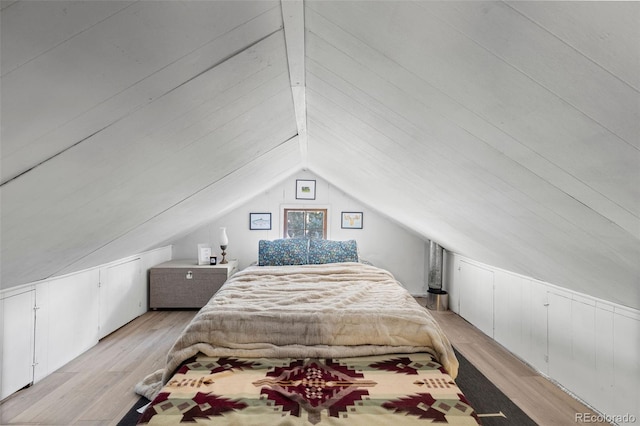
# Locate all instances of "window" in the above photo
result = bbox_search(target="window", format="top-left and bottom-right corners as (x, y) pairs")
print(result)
(283, 209), (327, 239)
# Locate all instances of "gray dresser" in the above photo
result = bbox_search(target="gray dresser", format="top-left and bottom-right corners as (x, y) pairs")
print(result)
(149, 259), (238, 309)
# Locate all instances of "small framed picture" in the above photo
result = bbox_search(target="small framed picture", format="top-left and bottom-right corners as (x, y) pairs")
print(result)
(341, 212), (363, 229)
(209, 256), (218, 265)
(250, 213), (272, 230)
(197, 244), (212, 265)
(296, 179), (316, 200)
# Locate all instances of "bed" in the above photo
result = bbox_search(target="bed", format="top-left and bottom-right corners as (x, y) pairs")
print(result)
(135, 239), (480, 425)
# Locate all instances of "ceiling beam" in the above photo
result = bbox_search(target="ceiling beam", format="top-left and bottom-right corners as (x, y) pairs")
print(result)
(281, 0), (307, 166)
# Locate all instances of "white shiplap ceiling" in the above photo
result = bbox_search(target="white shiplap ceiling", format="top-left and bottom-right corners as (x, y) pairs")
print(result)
(1, 1), (638, 309)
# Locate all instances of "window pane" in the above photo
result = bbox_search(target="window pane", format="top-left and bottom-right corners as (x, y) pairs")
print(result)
(288, 229), (306, 239)
(307, 228), (324, 239)
(284, 209), (327, 239)
(307, 212), (324, 228)
(287, 212), (304, 229)
(307, 211), (324, 239)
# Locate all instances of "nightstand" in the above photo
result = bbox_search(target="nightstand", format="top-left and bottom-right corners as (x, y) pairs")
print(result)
(149, 259), (238, 309)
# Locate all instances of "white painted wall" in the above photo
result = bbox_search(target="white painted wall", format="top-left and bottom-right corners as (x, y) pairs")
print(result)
(0, 246), (171, 401)
(171, 171), (430, 295)
(446, 253), (640, 422)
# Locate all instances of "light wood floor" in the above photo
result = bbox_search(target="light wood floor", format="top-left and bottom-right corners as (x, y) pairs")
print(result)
(0, 308), (608, 425)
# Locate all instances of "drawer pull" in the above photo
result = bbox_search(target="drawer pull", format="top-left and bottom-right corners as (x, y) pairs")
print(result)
(186, 271), (193, 279)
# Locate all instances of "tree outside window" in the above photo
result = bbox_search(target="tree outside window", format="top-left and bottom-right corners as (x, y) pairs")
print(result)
(284, 209), (327, 239)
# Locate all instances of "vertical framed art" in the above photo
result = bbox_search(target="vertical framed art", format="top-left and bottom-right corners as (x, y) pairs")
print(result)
(197, 244), (212, 265)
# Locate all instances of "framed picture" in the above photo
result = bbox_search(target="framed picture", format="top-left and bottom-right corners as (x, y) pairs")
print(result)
(341, 212), (363, 229)
(197, 244), (212, 265)
(250, 213), (272, 230)
(296, 179), (316, 200)
(209, 256), (218, 265)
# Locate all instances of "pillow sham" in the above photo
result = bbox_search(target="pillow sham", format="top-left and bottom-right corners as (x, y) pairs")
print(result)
(308, 239), (358, 264)
(258, 239), (309, 266)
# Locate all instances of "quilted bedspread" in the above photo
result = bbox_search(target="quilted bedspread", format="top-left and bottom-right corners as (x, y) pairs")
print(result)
(137, 353), (480, 425)
(136, 262), (459, 407)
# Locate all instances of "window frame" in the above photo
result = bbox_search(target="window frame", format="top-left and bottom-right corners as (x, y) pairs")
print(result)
(283, 208), (328, 239)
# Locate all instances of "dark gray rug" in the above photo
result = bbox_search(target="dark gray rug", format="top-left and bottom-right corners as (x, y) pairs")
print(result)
(117, 396), (148, 426)
(453, 348), (537, 425)
(118, 349), (536, 425)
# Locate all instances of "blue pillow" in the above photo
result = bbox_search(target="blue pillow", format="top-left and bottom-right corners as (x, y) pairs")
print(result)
(308, 239), (358, 264)
(258, 239), (309, 266)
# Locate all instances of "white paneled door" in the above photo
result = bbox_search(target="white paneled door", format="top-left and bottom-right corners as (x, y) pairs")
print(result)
(99, 259), (143, 339)
(458, 260), (494, 338)
(1, 290), (35, 400)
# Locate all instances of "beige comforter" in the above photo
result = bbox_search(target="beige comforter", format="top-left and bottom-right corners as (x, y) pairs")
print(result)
(136, 262), (458, 400)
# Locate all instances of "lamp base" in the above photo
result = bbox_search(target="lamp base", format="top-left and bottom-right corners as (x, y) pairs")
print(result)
(220, 248), (228, 264)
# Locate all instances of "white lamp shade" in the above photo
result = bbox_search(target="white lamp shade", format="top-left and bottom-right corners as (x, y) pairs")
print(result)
(219, 227), (229, 246)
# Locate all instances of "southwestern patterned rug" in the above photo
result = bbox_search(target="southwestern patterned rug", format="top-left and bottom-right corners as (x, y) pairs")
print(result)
(117, 349), (534, 425)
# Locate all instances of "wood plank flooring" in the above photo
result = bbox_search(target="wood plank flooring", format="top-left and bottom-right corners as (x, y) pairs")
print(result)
(0, 308), (608, 425)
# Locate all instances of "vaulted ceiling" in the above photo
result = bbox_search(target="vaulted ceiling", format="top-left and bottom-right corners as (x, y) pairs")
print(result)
(1, 1), (638, 309)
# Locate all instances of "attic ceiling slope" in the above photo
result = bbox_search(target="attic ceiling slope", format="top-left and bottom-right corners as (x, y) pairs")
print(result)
(0, 0), (299, 289)
(0, 0), (283, 183)
(304, 0), (639, 309)
(57, 139), (303, 277)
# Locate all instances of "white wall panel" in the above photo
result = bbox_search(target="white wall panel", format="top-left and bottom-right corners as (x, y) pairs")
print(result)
(493, 271), (549, 374)
(523, 278), (549, 375)
(448, 253), (639, 420)
(98, 258), (142, 339)
(34, 270), (100, 381)
(458, 260), (494, 338)
(571, 297), (597, 404)
(446, 253), (460, 314)
(494, 270), (524, 354)
(594, 303), (615, 416)
(612, 310), (640, 420)
(548, 291), (573, 388)
(1, 289), (35, 400)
